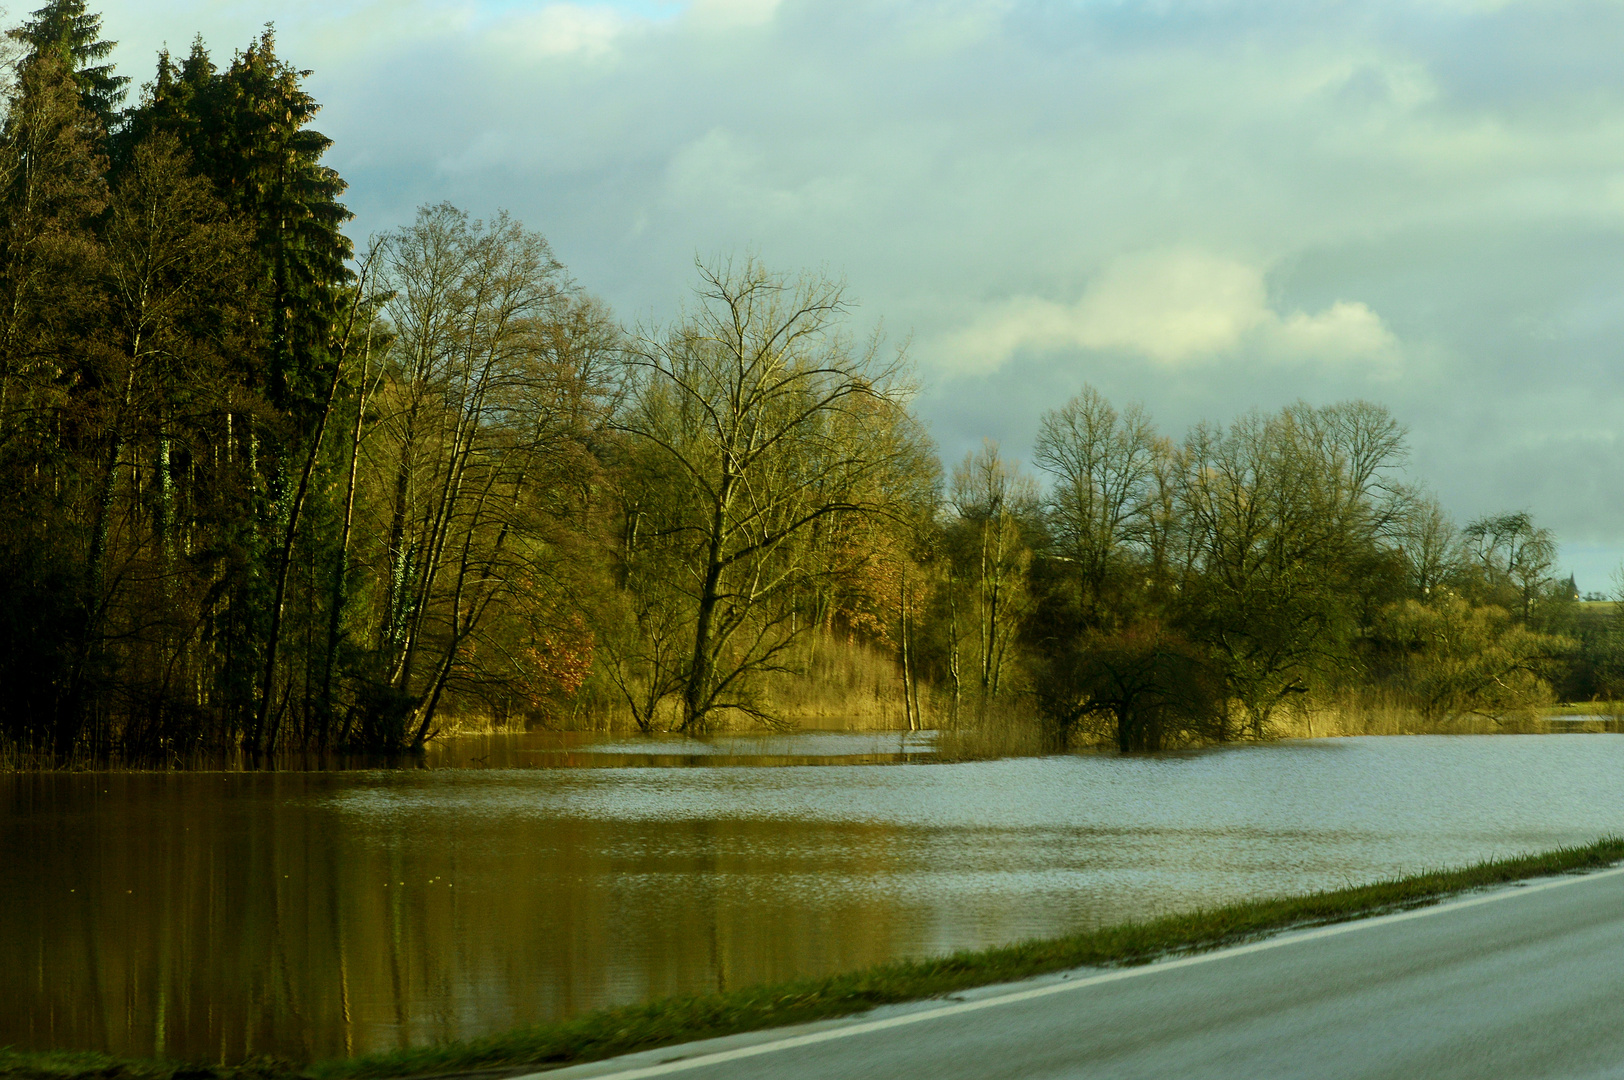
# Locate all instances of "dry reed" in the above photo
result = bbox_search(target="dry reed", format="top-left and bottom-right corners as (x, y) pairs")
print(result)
(1275, 690), (1579, 739)
(479, 636), (920, 735)
(933, 693), (1047, 760)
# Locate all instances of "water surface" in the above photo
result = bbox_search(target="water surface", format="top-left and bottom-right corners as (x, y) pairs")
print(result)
(4, 733), (1622, 1063)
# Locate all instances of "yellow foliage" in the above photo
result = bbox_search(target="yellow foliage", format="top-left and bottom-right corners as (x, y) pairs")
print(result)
(1374, 596), (1573, 724)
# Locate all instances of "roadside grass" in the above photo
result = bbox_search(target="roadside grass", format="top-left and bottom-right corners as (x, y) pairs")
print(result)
(6, 836), (1623, 1080)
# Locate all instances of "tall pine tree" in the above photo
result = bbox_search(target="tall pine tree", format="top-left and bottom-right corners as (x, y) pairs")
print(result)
(139, 28), (353, 414)
(9, 0), (129, 134)
(133, 28), (356, 750)
(0, 45), (109, 755)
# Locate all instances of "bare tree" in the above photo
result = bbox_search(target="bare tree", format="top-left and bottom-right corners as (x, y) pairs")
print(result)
(1393, 491), (1461, 598)
(254, 245), (382, 753)
(362, 203), (606, 747)
(1032, 385), (1165, 617)
(948, 440), (1037, 702)
(1461, 511), (1557, 621)
(615, 256), (916, 731)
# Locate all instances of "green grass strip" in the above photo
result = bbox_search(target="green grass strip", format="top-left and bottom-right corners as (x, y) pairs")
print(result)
(7, 835), (1624, 1080)
(1545, 701), (1624, 716)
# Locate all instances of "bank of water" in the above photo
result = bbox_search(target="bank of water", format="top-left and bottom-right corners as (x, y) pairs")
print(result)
(4, 733), (1623, 1064)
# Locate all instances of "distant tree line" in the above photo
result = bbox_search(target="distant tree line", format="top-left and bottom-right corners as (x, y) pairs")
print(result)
(0, 2), (1611, 762)
(957, 394), (1598, 751)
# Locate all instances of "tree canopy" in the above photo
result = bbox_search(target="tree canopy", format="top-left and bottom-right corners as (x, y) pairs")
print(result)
(0, 4), (1597, 763)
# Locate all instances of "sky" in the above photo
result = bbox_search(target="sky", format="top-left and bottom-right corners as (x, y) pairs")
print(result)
(84, 0), (1624, 591)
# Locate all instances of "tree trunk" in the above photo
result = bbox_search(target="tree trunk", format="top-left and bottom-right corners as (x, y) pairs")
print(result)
(682, 480), (733, 731)
(900, 576), (915, 732)
(257, 312), (367, 752)
(62, 360), (138, 758)
(947, 587), (962, 721)
(322, 327), (376, 744)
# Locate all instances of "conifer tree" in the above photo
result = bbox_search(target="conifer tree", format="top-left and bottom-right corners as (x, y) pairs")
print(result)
(139, 28), (352, 413)
(0, 45), (109, 754)
(9, 0), (129, 133)
(132, 28), (356, 750)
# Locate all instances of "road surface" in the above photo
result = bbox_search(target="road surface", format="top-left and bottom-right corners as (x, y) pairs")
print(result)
(537, 864), (1624, 1079)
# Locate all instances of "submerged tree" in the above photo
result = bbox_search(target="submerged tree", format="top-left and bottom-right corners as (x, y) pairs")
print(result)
(0, 41), (109, 754)
(614, 258), (919, 731)
(946, 440), (1037, 706)
(1171, 401), (1410, 737)
(1032, 386), (1165, 622)
(125, 28), (356, 751)
(86, 131), (256, 754)
(356, 203), (609, 749)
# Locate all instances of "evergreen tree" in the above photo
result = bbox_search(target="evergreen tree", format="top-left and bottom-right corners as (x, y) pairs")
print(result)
(0, 47), (108, 396)
(131, 28), (356, 750)
(8, 0), (129, 133)
(0, 46), (109, 754)
(139, 28), (353, 415)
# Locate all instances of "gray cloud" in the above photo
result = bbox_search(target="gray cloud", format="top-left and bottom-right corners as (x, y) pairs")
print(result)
(94, 0), (1624, 586)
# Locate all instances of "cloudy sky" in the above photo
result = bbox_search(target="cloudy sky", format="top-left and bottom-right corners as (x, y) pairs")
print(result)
(91, 0), (1624, 589)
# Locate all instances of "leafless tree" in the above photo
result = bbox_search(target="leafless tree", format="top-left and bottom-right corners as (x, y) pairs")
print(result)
(614, 257), (917, 731)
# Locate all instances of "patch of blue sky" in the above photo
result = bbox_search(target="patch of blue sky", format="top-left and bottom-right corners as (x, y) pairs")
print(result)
(1557, 545), (1624, 599)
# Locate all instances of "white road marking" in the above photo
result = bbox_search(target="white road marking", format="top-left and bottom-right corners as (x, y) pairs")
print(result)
(525, 862), (1624, 1080)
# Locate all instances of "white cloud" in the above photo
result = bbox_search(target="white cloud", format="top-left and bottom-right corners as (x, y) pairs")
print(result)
(660, 127), (856, 224)
(663, 128), (760, 201)
(498, 5), (630, 59)
(934, 250), (1399, 375)
(894, 0), (1013, 54)
(688, 0), (781, 29)
(1274, 301), (1398, 365)
(89, 0), (1624, 561)
(1069, 251), (1269, 362)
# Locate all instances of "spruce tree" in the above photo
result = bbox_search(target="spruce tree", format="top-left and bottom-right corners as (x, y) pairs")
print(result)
(0, 46), (110, 755)
(138, 28), (352, 415)
(9, 0), (129, 133)
(131, 28), (355, 751)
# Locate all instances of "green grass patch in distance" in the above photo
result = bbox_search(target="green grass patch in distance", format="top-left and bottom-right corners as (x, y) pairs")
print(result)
(7, 835), (1624, 1080)
(1544, 700), (1624, 716)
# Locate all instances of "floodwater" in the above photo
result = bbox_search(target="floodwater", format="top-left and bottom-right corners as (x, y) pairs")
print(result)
(4, 732), (1624, 1064)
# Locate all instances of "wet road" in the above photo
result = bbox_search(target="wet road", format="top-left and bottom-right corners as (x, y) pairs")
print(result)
(543, 864), (1624, 1080)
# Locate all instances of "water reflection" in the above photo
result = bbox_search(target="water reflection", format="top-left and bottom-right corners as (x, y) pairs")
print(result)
(4, 734), (1624, 1063)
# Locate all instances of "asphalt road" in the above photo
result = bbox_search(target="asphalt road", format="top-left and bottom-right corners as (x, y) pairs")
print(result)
(537, 864), (1624, 1080)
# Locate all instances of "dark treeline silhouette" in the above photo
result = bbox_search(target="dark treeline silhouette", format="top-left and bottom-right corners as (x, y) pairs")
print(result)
(0, 3), (1611, 763)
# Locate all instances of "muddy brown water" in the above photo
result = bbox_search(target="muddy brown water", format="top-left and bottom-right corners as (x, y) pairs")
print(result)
(4, 732), (1623, 1064)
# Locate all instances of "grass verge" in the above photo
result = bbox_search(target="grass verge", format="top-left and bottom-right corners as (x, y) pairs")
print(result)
(7, 836), (1624, 1080)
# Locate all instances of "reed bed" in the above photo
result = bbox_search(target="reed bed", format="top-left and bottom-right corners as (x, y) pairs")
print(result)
(933, 695), (1047, 760)
(1274, 691), (1624, 739)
